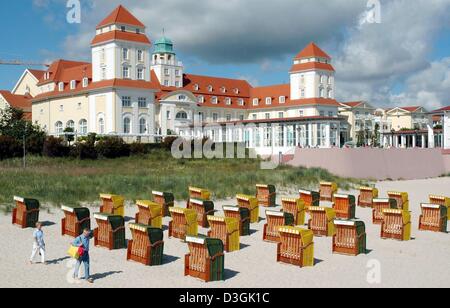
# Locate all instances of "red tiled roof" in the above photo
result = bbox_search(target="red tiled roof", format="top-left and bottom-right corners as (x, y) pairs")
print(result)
(294, 42), (331, 60)
(401, 106), (421, 112)
(290, 62), (335, 73)
(96, 5), (145, 29)
(28, 69), (46, 80)
(341, 101), (363, 108)
(37, 60), (90, 85)
(0, 90), (32, 111)
(431, 106), (450, 113)
(91, 30), (151, 46)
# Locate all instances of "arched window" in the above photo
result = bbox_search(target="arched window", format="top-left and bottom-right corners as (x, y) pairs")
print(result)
(66, 120), (75, 131)
(176, 111), (188, 120)
(79, 119), (88, 135)
(55, 121), (63, 135)
(320, 88), (325, 98)
(123, 117), (131, 134)
(139, 118), (147, 134)
(328, 90), (333, 98)
(98, 118), (105, 134)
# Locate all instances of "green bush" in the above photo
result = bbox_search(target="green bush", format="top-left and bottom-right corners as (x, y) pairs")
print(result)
(130, 142), (147, 156)
(162, 136), (178, 150)
(43, 136), (70, 158)
(95, 136), (130, 158)
(70, 142), (98, 160)
(0, 135), (22, 160)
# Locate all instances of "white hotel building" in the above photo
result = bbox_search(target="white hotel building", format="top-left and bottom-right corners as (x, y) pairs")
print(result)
(2, 5), (448, 153)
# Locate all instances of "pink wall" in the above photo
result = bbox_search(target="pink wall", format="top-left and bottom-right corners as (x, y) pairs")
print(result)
(286, 148), (450, 180)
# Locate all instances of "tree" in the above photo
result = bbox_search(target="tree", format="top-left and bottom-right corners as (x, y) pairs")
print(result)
(0, 107), (46, 155)
(64, 127), (75, 145)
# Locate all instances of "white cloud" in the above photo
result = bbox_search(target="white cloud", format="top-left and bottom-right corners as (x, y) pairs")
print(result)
(37, 0), (450, 109)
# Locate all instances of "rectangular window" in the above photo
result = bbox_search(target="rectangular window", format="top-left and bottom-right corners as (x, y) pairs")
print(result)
(320, 111), (325, 117)
(137, 50), (144, 62)
(239, 114), (244, 121)
(167, 111), (171, 120)
(122, 48), (129, 60)
(278, 112), (284, 119)
(122, 96), (131, 108)
(175, 70), (180, 76)
(226, 114), (232, 122)
(137, 68), (144, 80)
(279, 96), (286, 104)
(101, 68), (106, 80)
(70, 80), (76, 90)
(164, 68), (169, 76)
(328, 111), (334, 117)
(175, 81), (180, 87)
(122, 66), (129, 79)
(299, 110), (304, 117)
(265, 113), (270, 120)
(213, 113), (219, 122)
(252, 114), (257, 120)
(138, 97), (147, 108)
(238, 99), (244, 106)
(121, 26), (126, 32)
(253, 98), (259, 106)
(164, 80), (169, 86)
(266, 97), (272, 105)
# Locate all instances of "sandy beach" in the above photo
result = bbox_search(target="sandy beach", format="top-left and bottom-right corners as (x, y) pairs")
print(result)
(1, 177), (449, 288)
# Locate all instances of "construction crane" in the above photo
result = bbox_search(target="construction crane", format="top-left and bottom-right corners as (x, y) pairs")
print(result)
(0, 60), (49, 67)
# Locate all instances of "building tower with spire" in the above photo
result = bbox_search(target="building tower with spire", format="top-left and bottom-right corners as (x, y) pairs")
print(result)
(289, 42), (335, 101)
(151, 35), (184, 88)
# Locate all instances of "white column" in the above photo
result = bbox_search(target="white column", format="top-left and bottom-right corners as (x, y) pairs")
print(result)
(325, 123), (331, 148)
(160, 104), (168, 136)
(402, 135), (407, 148)
(421, 135), (425, 148)
(308, 123), (313, 147)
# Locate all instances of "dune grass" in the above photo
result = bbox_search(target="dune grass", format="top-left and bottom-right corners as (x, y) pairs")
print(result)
(0, 150), (366, 209)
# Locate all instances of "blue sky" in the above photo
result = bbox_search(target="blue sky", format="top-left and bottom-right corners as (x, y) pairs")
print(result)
(1, 0), (449, 109)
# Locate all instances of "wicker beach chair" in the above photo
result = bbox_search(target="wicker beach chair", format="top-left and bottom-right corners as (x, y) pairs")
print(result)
(358, 186), (379, 208)
(187, 198), (215, 228)
(223, 206), (251, 236)
(332, 194), (356, 220)
(387, 191), (409, 211)
(333, 220), (367, 256)
(168, 207), (198, 240)
(256, 184), (276, 207)
(236, 194), (259, 223)
(12, 196), (40, 229)
(299, 189), (320, 211)
(380, 209), (411, 241)
(282, 198), (306, 226)
(152, 191), (175, 217)
(277, 227), (314, 268)
(419, 204), (447, 233)
(185, 236), (225, 282)
(127, 223), (164, 266)
(319, 182), (338, 202)
(263, 210), (295, 243)
(99, 194), (125, 217)
(93, 213), (126, 250)
(188, 187), (211, 201)
(135, 200), (163, 229)
(429, 195), (450, 220)
(61, 205), (91, 237)
(372, 198), (397, 225)
(308, 206), (336, 237)
(207, 216), (240, 252)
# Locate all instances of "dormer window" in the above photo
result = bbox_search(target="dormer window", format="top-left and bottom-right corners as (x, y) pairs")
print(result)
(266, 97), (272, 105)
(121, 26), (126, 32)
(136, 28), (140, 34)
(234, 88), (239, 94)
(198, 96), (204, 103)
(221, 87), (226, 93)
(193, 84), (199, 91)
(225, 98), (232, 105)
(253, 98), (259, 106)
(211, 96), (218, 104)
(208, 85), (213, 92)
(70, 80), (76, 90)
(58, 82), (64, 92)
(279, 96), (286, 104)
(238, 99), (244, 106)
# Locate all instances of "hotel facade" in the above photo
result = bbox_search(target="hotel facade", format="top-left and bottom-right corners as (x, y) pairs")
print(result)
(2, 5), (449, 154)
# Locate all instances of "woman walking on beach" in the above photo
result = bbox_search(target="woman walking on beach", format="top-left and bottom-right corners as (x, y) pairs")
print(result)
(30, 222), (46, 265)
(72, 228), (94, 284)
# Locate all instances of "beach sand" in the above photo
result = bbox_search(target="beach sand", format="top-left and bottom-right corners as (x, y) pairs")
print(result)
(1, 177), (449, 288)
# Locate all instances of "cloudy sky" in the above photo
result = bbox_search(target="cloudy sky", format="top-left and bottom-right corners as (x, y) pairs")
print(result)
(0, 0), (449, 109)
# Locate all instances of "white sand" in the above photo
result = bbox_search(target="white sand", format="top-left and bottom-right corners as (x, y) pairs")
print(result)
(1, 177), (449, 288)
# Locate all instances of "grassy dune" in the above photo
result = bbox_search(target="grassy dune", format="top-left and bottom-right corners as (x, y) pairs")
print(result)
(0, 150), (365, 211)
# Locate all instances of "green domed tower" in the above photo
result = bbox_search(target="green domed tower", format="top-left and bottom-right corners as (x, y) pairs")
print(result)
(151, 35), (184, 88)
